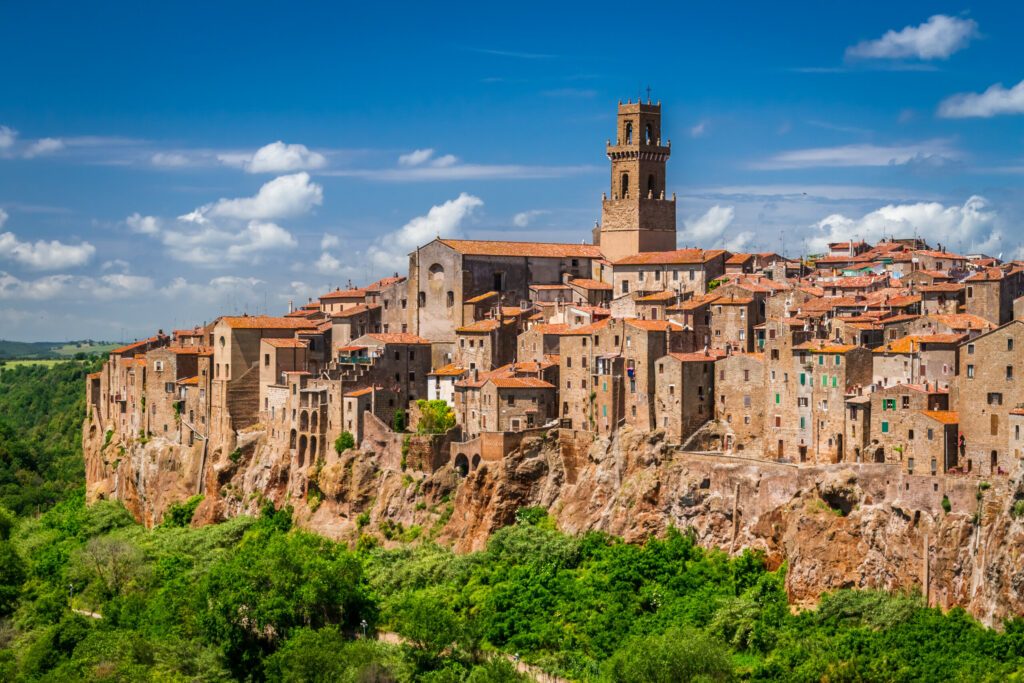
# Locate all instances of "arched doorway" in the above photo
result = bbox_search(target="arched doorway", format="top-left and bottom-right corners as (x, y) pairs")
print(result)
(874, 447), (884, 463)
(311, 411), (319, 431)
(454, 454), (469, 476)
(310, 436), (318, 460)
(289, 429), (297, 449)
(299, 411), (309, 431)
(298, 435), (307, 467)
(471, 454), (481, 471)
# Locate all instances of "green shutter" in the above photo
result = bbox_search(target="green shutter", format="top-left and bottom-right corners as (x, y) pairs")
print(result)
(882, 421), (889, 433)
(775, 393), (780, 404)
(832, 376), (837, 388)
(800, 373), (805, 386)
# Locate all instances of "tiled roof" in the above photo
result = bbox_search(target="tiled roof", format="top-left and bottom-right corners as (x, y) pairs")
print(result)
(365, 275), (405, 292)
(439, 238), (602, 259)
(366, 332), (430, 345)
(569, 278), (613, 291)
(915, 250), (966, 260)
(625, 318), (679, 332)
(793, 342), (860, 354)
(726, 253), (754, 264)
(163, 345), (213, 355)
(930, 314), (994, 331)
(218, 316), (312, 330)
(429, 364), (467, 377)
(111, 334), (166, 355)
(176, 376), (199, 386)
(614, 248), (727, 266)
(528, 323), (571, 335)
(263, 338), (309, 349)
(345, 386), (377, 398)
(456, 319), (513, 333)
(490, 377), (556, 389)
(918, 283), (964, 293)
(331, 303), (380, 319)
(529, 283), (571, 291)
(921, 410), (959, 425)
(635, 290), (677, 302)
(667, 350), (727, 362)
(319, 288), (366, 300)
(562, 318), (613, 336)
(873, 334), (966, 353)
(465, 291), (499, 304)
(667, 293), (721, 312)
(713, 296), (754, 305)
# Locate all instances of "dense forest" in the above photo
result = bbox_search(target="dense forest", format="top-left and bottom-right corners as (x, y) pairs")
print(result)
(1, 362), (1024, 681)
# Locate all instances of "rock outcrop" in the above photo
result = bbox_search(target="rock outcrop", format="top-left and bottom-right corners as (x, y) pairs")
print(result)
(84, 423), (1024, 626)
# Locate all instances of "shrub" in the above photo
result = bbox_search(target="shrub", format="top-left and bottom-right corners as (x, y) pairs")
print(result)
(162, 494), (204, 528)
(335, 431), (355, 454)
(942, 495), (952, 514)
(393, 409), (406, 432)
(1012, 500), (1024, 519)
(416, 399), (455, 435)
(228, 448), (242, 463)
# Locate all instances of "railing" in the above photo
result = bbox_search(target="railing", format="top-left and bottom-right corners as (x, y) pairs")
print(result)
(337, 356), (372, 364)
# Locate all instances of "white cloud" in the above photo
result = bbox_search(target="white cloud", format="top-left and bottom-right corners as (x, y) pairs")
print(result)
(126, 213), (161, 235)
(809, 195), (1001, 254)
(0, 271), (149, 300)
(23, 138), (65, 158)
(0, 231), (96, 270)
(321, 233), (340, 250)
(689, 121), (708, 138)
(101, 258), (131, 272)
(938, 79), (1024, 119)
(0, 126), (16, 150)
(681, 206), (753, 252)
(367, 193), (483, 271)
(846, 15), (978, 60)
(161, 219), (297, 266)
(187, 172), (323, 222)
(396, 148), (459, 169)
(219, 141), (327, 174)
(398, 149), (436, 167)
(750, 140), (958, 170)
(151, 152), (191, 167)
(512, 210), (548, 227)
(313, 251), (342, 275)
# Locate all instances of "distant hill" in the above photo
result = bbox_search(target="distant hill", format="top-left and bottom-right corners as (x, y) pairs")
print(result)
(0, 339), (120, 360)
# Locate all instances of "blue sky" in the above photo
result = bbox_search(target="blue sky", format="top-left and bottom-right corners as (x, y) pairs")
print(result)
(1, 2), (1022, 341)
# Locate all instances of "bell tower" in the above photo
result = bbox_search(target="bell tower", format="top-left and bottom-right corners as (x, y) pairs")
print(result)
(596, 98), (677, 262)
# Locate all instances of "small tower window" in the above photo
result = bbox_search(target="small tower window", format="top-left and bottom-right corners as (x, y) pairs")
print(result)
(620, 173), (629, 198)
(625, 121), (633, 144)
(647, 174), (656, 198)
(645, 123), (652, 144)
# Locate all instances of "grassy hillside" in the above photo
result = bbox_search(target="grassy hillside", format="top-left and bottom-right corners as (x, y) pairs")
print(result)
(0, 363), (1023, 681)
(0, 340), (118, 361)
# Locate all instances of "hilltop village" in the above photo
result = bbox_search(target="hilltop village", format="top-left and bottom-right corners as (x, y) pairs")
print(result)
(86, 99), (1024, 517)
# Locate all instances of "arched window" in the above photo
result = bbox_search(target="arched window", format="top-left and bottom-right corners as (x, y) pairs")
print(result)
(645, 123), (652, 144)
(647, 174), (656, 198)
(298, 435), (307, 467)
(299, 410), (309, 431)
(428, 263), (445, 281)
(620, 173), (629, 198)
(625, 122), (633, 144)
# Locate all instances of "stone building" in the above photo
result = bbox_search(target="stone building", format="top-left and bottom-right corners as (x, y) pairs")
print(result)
(868, 383), (950, 465)
(427, 364), (467, 407)
(956, 320), (1024, 476)
(714, 352), (765, 453)
(330, 304), (381, 349)
(871, 334), (963, 390)
(454, 374), (556, 438)
(516, 323), (569, 364)
(709, 295), (756, 353)
(454, 318), (518, 372)
(612, 248), (728, 299)
(964, 266), (1024, 326)
(654, 350), (721, 443)
(259, 338), (309, 419)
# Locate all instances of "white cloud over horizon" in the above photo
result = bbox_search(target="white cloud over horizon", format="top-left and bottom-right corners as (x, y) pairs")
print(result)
(846, 15), (979, 61)
(184, 172), (323, 222)
(681, 205), (754, 252)
(0, 231), (96, 270)
(750, 140), (959, 170)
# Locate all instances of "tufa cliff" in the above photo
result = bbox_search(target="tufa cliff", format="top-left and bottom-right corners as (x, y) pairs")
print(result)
(84, 422), (1024, 626)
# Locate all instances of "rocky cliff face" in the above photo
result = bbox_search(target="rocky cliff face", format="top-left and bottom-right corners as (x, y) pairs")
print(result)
(84, 423), (1024, 626)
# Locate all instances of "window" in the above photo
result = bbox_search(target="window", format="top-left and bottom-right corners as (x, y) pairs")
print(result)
(743, 395), (751, 407)
(446, 291), (454, 307)
(1008, 366), (1015, 381)
(507, 395), (514, 406)
(799, 416), (805, 429)
(622, 280), (630, 294)
(164, 382), (173, 393)
(835, 355), (841, 365)
(967, 364), (975, 378)
(818, 355), (824, 365)
(881, 421), (889, 433)
(1009, 338), (1015, 351)
(669, 384), (675, 396)
(264, 353), (270, 366)
(743, 369), (750, 382)
(927, 428), (934, 440)
(620, 172), (629, 198)
(775, 393), (780, 405)
(968, 344), (975, 355)
(883, 399), (896, 411)
(418, 292), (425, 306)
(988, 392), (1003, 406)
(901, 395), (910, 409)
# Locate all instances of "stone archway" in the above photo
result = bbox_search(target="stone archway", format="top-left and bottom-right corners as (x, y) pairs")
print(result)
(298, 435), (307, 468)
(299, 411), (309, 431)
(454, 454), (469, 476)
(471, 454), (481, 471)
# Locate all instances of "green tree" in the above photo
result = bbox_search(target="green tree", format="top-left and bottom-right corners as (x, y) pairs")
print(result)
(415, 400), (455, 435)
(602, 628), (734, 682)
(0, 539), (26, 616)
(335, 431), (355, 453)
(392, 409), (406, 432)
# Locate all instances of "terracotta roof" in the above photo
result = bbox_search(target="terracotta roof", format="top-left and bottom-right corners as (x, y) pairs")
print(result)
(336, 344), (367, 352)
(529, 283), (571, 291)
(562, 318), (613, 336)
(726, 253), (754, 265)
(429, 363), (467, 377)
(366, 332), (430, 345)
(569, 278), (613, 291)
(438, 238), (602, 259)
(176, 376), (199, 386)
(528, 323), (571, 335)
(111, 334), (166, 355)
(667, 293), (721, 312)
(465, 290), (500, 304)
(965, 266), (1024, 282)
(921, 410), (959, 425)
(713, 296), (754, 306)
(319, 288), (366, 300)
(456, 319), (512, 333)
(614, 248), (727, 266)
(330, 303), (380, 319)
(364, 275), (405, 292)
(915, 250), (966, 260)
(635, 290), (677, 302)
(873, 334), (965, 354)
(345, 386), (377, 398)
(162, 345), (213, 355)
(489, 377), (556, 389)
(793, 342), (860, 354)
(918, 283), (964, 293)
(929, 314), (994, 331)
(625, 318), (679, 332)
(262, 338), (309, 349)
(218, 316), (312, 330)
(173, 327), (205, 337)
(667, 350), (727, 362)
